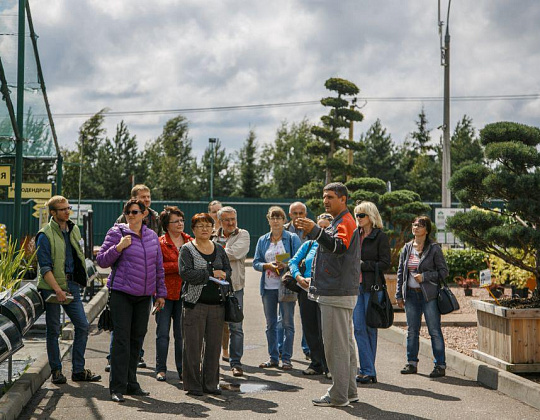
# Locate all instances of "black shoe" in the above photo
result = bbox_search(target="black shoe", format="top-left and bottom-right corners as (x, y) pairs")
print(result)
(429, 366), (446, 378)
(137, 357), (147, 368)
(126, 388), (150, 396)
(72, 369), (102, 382)
(204, 388), (222, 395)
(356, 374), (377, 384)
(186, 390), (204, 396)
(111, 393), (125, 402)
(51, 370), (67, 385)
(105, 363), (111, 373)
(400, 364), (417, 374)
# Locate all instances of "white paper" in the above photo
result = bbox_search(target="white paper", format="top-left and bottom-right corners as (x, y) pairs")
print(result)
(209, 276), (229, 286)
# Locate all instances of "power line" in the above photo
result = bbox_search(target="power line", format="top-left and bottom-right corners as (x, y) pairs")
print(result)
(47, 93), (540, 119)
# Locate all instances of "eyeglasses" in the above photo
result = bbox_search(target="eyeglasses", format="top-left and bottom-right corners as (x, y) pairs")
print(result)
(125, 210), (143, 216)
(412, 223), (426, 228)
(355, 213), (367, 219)
(55, 206), (72, 212)
(169, 219), (185, 225)
(194, 224), (213, 230)
(268, 217), (284, 221)
(221, 218), (236, 223)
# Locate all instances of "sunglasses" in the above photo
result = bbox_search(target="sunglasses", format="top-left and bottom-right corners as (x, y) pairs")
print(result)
(355, 213), (368, 219)
(125, 210), (143, 216)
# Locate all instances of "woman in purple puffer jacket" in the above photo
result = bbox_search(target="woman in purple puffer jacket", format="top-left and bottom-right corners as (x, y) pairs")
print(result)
(97, 198), (167, 403)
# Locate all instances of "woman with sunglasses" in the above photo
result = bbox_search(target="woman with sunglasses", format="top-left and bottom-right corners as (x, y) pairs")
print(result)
(353, 201), (391, 384)
(155, 206), (192, 383)
(396, 215), (449, 378)
(253, 206), (301, 371)
(97, 199), (166, 402)
(179, 213), (232, 396)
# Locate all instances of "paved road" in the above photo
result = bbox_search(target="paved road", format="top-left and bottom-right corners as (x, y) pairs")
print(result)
(19, 267), (540, 419)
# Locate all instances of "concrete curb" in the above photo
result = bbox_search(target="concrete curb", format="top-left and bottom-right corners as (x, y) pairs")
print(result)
(380, 326), (540, 411)
(0, 287), (108, 420)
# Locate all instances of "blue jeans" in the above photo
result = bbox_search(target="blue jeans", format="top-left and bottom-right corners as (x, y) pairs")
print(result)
(405, 289), (446, 368)
(155, 298), (183, 375)
(261, 289), (295, 363)
(41, 281), (89, 373)
(353, 288), (382, 376)
(228, 289), (244, 367)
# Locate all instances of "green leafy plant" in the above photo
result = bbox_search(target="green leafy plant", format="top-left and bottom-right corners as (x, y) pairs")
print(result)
(443, 248), (488, 284)
(0, 237), (37, 293)
(489, 251), (534, 289)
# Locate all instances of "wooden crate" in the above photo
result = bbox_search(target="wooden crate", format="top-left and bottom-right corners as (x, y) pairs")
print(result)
(386, 274), (397, 305)
(472, 300), (540, 372)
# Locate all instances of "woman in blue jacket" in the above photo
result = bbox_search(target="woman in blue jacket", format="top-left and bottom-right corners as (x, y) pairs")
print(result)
(288, 213), (333, 377)
(253, 206), (301, 371)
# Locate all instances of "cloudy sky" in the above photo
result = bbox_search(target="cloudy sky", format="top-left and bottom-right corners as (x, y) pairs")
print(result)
(2, 0), (540, 157)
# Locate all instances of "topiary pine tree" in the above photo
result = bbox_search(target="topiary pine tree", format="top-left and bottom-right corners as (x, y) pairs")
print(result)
(447, 121), (540, 297)
(309, 78), (364, 184)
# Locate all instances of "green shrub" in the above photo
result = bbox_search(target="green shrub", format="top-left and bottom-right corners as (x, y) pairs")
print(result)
(443, 248), (488, 283)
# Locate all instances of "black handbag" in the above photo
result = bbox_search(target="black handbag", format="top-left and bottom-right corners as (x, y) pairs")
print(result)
(224, 291), (244, 323)
(437, 279), (460, 314)
(219, 285), (244, 323)
(365, 264), (394, 329)
(98, 231), (122, 332)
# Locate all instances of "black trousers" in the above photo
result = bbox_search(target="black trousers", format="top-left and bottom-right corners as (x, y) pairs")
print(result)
(298, 289), (327, 373)
(109, 290), (151, 394)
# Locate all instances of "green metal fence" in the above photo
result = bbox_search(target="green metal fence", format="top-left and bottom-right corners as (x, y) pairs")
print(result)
(0, 199), (505, 257)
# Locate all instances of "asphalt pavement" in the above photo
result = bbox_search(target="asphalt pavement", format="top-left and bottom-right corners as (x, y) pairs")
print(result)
(17, 266), (540, 419)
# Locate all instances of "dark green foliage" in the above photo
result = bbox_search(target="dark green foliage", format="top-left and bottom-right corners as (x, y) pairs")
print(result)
(260, 119), (321, 198)
(235, 129), (262, 198)
(346, 177), (386, 194)
(444, 248), (488, 282)
(448, 164), (490, 205)
(480, 121), (540, 147)
(96, 121), (140, 199)
(309, 77), (364, 183)
(354, 119), (399, 186)
(197, 139), (236, 198)
(451, 115), (484, 173)
(62, 110), (107, 199)
(448, 121), (540, 293)
(296, 180), (324, 215)
(141, 115), (197, 200)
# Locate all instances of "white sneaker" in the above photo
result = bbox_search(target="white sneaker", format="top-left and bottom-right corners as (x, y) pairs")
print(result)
(349, 396), (359, 403)
(312, 396), (349, 407)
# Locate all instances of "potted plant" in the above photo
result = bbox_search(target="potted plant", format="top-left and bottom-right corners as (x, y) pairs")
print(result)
(454, 270), (478, 296)
(447, 121), (540, 372)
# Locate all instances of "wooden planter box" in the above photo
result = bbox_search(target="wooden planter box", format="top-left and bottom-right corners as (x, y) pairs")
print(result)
(386, 274), (397, 305)
(472, 300), (540, 372)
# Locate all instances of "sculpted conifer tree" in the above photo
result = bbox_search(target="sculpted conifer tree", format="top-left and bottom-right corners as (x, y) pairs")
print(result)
(309, 78), (364, 184)
(447, 121), (540, 297)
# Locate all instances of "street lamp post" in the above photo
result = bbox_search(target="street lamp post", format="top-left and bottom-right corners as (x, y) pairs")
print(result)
(439, 0), (452, 208)
(209, 138), (217, 200)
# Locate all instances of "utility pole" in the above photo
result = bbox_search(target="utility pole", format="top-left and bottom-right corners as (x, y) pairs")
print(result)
(439, 0), (452, 208)
(209, 138), (217, 200)
(13, 0), (26, 242)
(346, 98), (357, 181)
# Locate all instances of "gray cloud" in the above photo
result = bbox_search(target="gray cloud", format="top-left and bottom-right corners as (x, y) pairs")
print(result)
(2, 0), (538, 157)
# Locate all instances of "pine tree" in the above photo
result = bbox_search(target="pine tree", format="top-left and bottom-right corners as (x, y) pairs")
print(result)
(197, 139), (235, 198)
(235, 129), (262, 198)
(309, 78), (364, 184)
(141, 115), (197, 200)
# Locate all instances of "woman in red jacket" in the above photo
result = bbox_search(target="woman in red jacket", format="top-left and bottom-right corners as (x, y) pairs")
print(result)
(155, 206), (192, 382)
